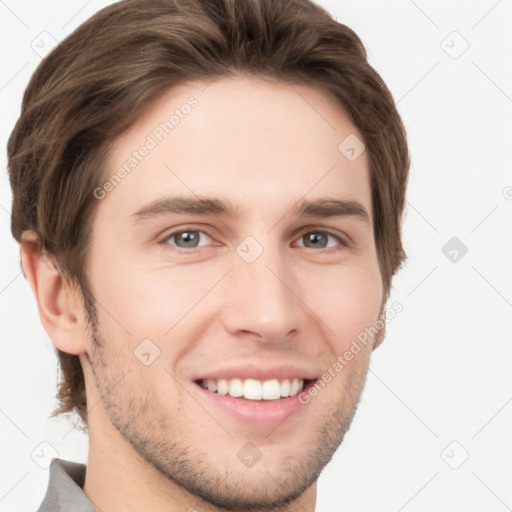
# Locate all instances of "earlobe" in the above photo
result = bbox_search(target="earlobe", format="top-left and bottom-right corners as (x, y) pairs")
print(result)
(20, 231), (87, 355)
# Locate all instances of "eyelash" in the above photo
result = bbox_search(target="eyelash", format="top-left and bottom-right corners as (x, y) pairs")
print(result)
(160, 227), (350, 254)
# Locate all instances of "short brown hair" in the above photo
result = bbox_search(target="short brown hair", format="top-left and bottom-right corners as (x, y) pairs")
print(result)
(7, 0), (409, 428)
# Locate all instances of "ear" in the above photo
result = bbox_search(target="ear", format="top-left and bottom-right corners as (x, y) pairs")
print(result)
(20, 231), (88, 355)
(372, 307), (386, 350)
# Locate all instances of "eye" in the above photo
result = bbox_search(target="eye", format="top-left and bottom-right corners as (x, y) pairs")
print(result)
(160, 227), (349, 253)
(295, 229), (347, 252)
(163, 229), (213, 249)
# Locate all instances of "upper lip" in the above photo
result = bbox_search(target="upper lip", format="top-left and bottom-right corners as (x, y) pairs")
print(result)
(193, 363), (319, 382)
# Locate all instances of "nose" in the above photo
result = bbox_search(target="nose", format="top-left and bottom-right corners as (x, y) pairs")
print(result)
(219, 242), (303, 344)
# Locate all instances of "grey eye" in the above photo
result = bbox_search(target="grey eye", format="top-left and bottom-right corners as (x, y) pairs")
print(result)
(302, 232), (328, 248)
(298, 231), (342, 249)
(167, 230), (211, 249)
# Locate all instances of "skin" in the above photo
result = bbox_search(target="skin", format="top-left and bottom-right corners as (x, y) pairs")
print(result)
(22, 76), (386, 512)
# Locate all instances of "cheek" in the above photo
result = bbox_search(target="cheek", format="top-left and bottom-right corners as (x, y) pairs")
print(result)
(97, 259), (225, 340)
(305, 265), (383, 351)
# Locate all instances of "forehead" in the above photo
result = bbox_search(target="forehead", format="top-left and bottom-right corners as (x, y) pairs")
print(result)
(99, 76), (371, 222)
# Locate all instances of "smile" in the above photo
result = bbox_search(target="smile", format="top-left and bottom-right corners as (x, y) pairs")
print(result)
(197, 378), (306, 400)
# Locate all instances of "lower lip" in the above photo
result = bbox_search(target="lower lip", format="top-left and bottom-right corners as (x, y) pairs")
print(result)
(192, 382), (313, 429)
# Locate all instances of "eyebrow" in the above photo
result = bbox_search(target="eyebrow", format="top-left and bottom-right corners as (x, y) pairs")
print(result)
(129, 195), (371, 225)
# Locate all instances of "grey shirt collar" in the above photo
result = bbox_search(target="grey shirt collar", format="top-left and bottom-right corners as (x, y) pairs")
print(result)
(37, 458), (98, 512)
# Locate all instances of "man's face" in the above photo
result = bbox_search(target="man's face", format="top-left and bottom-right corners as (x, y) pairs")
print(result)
(80, 76), (384, 509)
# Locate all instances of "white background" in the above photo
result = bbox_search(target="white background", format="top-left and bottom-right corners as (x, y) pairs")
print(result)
(1, 1), (511, 511)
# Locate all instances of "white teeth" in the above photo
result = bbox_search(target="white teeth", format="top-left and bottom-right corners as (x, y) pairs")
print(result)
(262, 379), (281, 400)
(280, 379), (291, 397)
(229, 378), (244, 397)
(244, 379), (262, 400)
(217, 379), (229, 396)
(199, 377), (306, 400)
(290, 378), (300, 396)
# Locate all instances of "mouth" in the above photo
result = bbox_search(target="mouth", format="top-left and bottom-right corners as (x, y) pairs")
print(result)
(195, 377), (315, 401)
(190, 364), (319, 428)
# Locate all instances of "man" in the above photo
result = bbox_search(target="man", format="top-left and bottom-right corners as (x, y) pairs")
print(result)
(7, 0), (409, 510)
